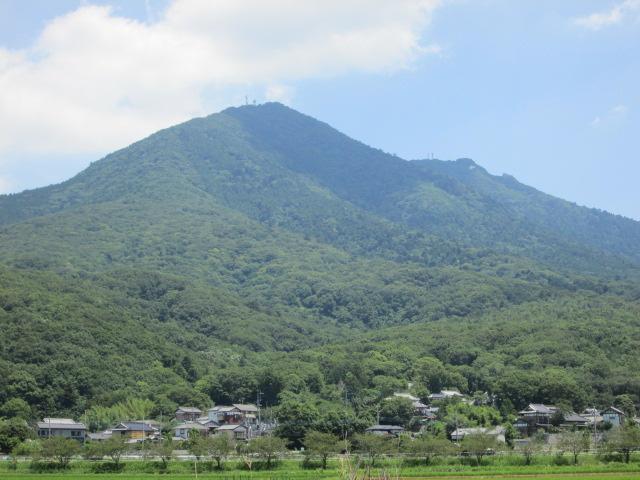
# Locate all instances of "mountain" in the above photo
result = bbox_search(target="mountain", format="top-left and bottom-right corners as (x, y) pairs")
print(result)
(0, 103), (638, 421)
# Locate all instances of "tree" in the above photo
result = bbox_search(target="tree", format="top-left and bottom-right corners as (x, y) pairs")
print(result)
(516, 431), (545, 465)
(151, 436), (174, 470)
(379, 397), (415, 428)
(461, 432), (498, 465)
(353, 433), (389, 466)
(613, 394), (637, 419)
(82, 441), (104, 461)
(101, 435), (128, 467)
(40, 437), (81, 468)
(406, 434), (452, 465)
(249, 435), (287, 469)
(304, 430), (343, 469)
(0, 418), (32, 453)
(0, 398), (31, 420)
(558, 430), (589, 465)
(273, 392), (320, 448)
(207, 434), (236, 470)
(188, 433), (208, 461)
(605, 423), (640, 463)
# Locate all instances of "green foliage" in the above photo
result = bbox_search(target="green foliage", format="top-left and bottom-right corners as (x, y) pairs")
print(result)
(0, 102), (639, 426)
(189, 434), (236, 469)
(273, 392), (320, 448)
(150, 437), (174, 469)
(558, 430), (590, 465)
(353, 433), (390, 466)
(82, 399), (155, 432)
(604, 424), (640, 463)
(516, 431), (546, 465)
(99, 436), (128, 466)
(303, 430), (344, 469)
(248, 435), (287, 469)
(379, 397), (415, 428)
(405, 434), (453, 465)
(461, 432), (499, 465)
(0, 399), (31, 421)
(0, 418), (32, 453)
(38, 437), (81, 468)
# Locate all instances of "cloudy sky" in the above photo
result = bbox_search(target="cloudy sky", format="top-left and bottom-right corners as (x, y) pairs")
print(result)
(0, 0), (639, 218)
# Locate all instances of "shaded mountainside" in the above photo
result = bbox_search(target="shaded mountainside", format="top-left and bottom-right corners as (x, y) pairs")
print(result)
(0, 102), (639, 419)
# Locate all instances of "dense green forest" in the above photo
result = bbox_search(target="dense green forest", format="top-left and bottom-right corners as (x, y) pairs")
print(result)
(0, 103), (639, 429)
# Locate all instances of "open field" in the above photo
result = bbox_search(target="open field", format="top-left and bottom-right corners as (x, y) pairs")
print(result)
(2, 460), (640, 480)
(1, 473), (640, 480)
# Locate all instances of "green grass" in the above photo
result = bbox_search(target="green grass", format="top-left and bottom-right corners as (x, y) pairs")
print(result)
(2, 458), (640, 480)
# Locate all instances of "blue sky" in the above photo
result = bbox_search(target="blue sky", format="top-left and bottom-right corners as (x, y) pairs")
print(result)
(0, 0), (639, 219)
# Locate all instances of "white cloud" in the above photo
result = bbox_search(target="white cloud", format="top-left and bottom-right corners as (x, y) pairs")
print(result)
(0, 0), (441, 165)
(573, 0), (640, 30)
(591, 104), (629, 127)
(265, 84), (294, 105)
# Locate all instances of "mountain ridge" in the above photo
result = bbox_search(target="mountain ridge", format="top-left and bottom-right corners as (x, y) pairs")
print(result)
(0, 102), (639, 419)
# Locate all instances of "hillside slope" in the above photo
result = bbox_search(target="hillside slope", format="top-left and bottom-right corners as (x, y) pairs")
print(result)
(0, 103), (639, 418)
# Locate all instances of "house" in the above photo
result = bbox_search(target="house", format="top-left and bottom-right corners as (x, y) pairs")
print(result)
(450, 426), (506, 443)
(428, 390), (464, 402)
(207, 404), (259, 426)
(37, 418), (87, 441)
(111, 422), (160, 441)
(561, 413), (589, 428)
(514, 404), (557, 435)
(519, 404), (557, 419)
(602, 406), (625, 427)
(172, 422), (208, 440)
(233, 404), (259, 426)
(365, 425), (405, 436)
(391, 393), (420, 402)
(175, 406), (203, 422)
(208, 405), (243, 424)
(581, 408), (603, 425)
(216, 424), (248, 440)
(197, 417), (220, 433)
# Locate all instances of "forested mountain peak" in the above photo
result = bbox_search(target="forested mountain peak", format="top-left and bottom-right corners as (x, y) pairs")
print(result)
(0, 103), (639, 420)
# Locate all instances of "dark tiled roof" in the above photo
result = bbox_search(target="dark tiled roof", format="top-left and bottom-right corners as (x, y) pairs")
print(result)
(177, 406), (203, 413)
(113, 422), (157, 432)
(37, 421), (86, 430)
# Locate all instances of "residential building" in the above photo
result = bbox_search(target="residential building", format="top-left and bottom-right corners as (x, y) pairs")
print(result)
(175, 406), (203, 422)
(111, 421), (160, 441)
(428, 390), (464, 402)
(602, 406), (625, 427)
(581, 408), (603, 426)
(514, 404), (557, 435)
(37, 418), (87, 441)
(172, 422), (208, 440)
(207, 404), (258, 426)
(216, 424), (248, 440)
(561, 413), (589, 428)
(365, 425), (405, 436)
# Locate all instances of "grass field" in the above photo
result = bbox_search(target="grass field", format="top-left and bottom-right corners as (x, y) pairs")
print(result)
(1, 473), (640, 480)
(2, 460), (640, 480)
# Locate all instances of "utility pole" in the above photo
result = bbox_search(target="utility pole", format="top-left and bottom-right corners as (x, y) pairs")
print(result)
(256, 391), (263, 432)
(593, 406), (597, 453)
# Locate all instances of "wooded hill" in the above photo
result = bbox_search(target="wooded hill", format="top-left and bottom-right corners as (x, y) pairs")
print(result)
(0, 103), (638, 422)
